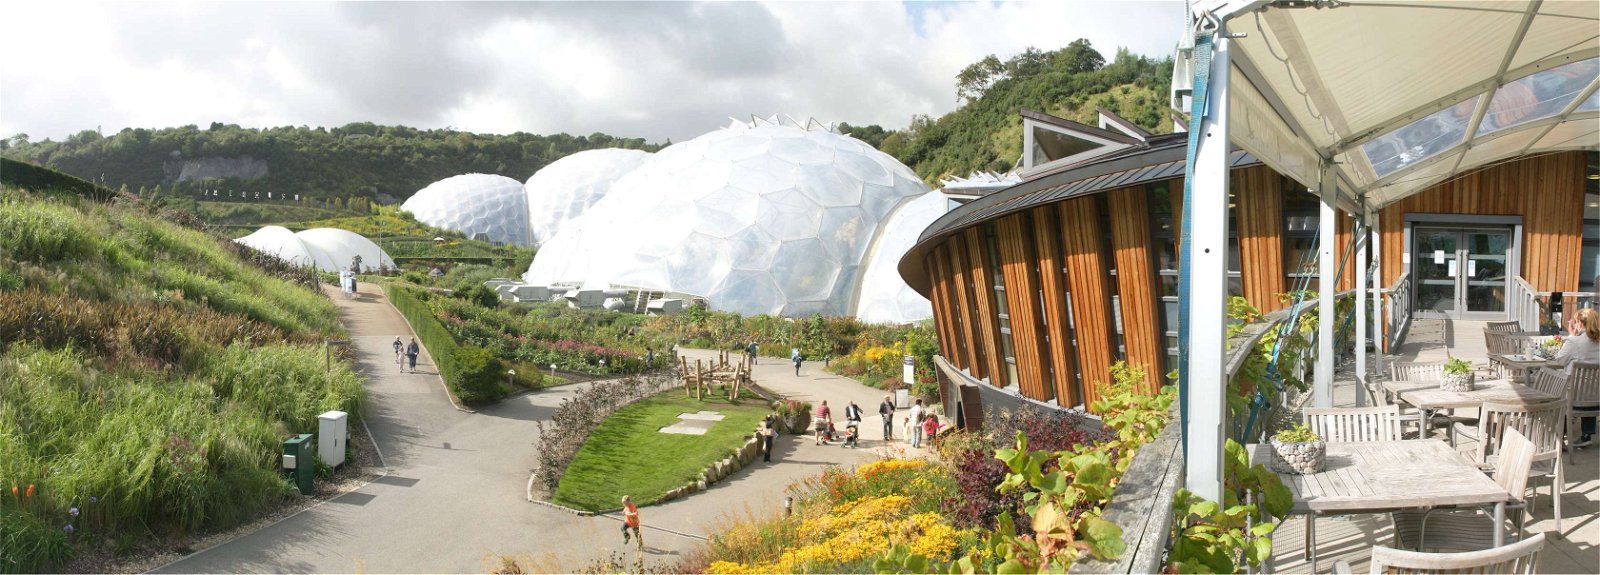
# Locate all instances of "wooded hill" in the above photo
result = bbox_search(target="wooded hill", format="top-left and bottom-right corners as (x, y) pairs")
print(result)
(2, 40), (1171, 201)
(0, 123), (658, 202)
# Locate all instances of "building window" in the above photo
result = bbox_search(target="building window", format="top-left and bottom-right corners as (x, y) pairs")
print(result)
(985, 223), (1019, 389)
(1283, 178), (1322, 293)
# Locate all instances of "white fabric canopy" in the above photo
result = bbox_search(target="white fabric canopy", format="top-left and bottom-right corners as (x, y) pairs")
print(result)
(1194, 0), (1599, 210)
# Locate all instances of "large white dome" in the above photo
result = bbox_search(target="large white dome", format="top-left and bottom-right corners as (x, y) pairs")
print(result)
(526, 117), (930, 316)
(235, 225), (319, 268)
(403, 173), (529, 246)
(524, 148), (653, 247)
(235, 227), (396, 273)
(856, 191), (947, 324)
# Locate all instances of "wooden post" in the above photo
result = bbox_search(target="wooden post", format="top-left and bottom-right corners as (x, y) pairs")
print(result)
(696, 361), (705, 400)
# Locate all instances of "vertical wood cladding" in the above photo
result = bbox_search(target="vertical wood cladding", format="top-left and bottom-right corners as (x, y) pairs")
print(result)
(1108, 187), (1164, 393)
(947, 238), (985, 380)
(1379, 152), (1586, 297)
(964, 228), (1007, 386)
(927, 247), (964, 370)
(1233, 167), (1287, 312)
(1031, 204), (1081, 407)
(997, 213), (1050, 400)
(1335, 209), (1357, 291)
(1059, 197), (1117, 403)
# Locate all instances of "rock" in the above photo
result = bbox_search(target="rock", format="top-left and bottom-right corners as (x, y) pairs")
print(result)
(697, 479), (708, 491)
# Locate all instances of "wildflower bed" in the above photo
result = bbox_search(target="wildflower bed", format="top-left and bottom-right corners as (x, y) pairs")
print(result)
(701, 459), (969, 574)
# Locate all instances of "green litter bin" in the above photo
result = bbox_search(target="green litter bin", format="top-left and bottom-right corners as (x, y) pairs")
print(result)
(282, 433), (314, 495)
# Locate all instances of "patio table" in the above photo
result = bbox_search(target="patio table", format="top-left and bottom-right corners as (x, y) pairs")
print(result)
(1488, 353), (1550, 383)
(1383, 379), (1560, 444)
(1248, 440), (1510, 571)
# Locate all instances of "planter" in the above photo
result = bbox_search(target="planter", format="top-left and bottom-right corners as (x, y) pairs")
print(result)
(1440, 371), (1475, 392)
(1269, 438), (1326, 475)
(782, 412), (812, 435)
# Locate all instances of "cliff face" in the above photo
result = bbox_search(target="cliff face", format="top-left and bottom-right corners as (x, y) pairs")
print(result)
(163, 155), (269, 183)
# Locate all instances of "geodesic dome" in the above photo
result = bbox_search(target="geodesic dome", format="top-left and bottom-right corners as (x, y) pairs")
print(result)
(525, 116), (931, 317)
(235, 227), (396, 273)
(235, 225), (319, 268)
(524, 148), (653, 247)
(403, 174), (529, 246)
(856, 191), (948, 324)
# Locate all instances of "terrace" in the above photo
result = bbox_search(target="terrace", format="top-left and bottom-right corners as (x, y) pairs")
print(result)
(1100, 2), (1600, 573)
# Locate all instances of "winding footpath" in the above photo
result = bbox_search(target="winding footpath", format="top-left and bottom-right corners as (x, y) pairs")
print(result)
(153, 283), (911, 573)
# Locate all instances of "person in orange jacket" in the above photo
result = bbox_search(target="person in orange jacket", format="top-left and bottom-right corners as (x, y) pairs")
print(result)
(621, 495), (642, 549)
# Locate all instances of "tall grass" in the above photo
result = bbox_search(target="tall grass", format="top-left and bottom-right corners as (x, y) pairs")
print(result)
(0, 187), (363, 570)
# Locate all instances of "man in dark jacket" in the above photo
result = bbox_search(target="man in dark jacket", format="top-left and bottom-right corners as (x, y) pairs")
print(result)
(878, 395), (896, 440)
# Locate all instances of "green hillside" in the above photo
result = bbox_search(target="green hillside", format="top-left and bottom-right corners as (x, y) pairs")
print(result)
(0, 167), (364, 571)
(0, 123), (660, 203)
(878, 41), (1174, 184)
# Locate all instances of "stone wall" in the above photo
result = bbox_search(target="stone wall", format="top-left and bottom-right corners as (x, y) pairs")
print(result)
(656, 432), (766, 503)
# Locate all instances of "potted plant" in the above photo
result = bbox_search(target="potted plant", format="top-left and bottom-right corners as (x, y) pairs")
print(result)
(1442, 356), (1475, 392)
(775, 399), (812, 434)
(1533, 335), (1564, 360)
(1270, 423), (1326, 475)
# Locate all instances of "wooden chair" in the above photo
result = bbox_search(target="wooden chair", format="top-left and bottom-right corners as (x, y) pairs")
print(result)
(1392, 427), (1538, 553)
(1485, 320), (1523, 333)
(1526, 367), (1569, 400)
(1334, 532), (1545, 574)
(1454, 399), (1567, 531)
(1568, 361), (1600, 454)
(1391, 361), (1445, 381)
(1303, 406), (1403, 442)
(1484, 330), (1527, 380)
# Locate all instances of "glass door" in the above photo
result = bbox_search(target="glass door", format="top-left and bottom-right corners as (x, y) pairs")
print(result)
(1412, 227), (1513, 320)
(1414, 229), (1458, 317)
(1461, 230), (1510, 318)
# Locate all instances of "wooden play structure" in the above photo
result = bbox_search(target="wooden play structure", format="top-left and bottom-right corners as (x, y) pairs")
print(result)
(679, 351), (752, 401)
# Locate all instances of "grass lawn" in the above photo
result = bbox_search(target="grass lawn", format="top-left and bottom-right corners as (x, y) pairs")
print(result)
(553, 390), (770, 511)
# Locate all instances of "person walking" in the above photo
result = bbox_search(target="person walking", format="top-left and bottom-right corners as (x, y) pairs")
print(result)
(392, 336), (404, 371)
(405, 338), (420, 373)
(791, 347), (803, 377)
(747, 341), (759, 365)
(878, 395), (896, 441)
(761, 421), (777, 462)
(812, 400), (832, 445)
(920, 414), (942, 449)
(620, 495), (642, 549)
(646, 346), (654, 369)
(908, 399), (926, 448)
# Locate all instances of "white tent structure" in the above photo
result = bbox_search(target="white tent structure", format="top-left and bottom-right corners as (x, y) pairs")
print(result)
(235, 226), (396, 273)
(1176, 0), (1599, 501)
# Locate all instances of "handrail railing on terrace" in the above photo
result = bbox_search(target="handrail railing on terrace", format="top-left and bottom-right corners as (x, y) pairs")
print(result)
(1509, 276), (1596, 332)
(1382, 272), (1411, 351)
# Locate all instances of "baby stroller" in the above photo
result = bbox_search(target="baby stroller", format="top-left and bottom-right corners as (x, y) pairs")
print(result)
(841, 422), (860, 449)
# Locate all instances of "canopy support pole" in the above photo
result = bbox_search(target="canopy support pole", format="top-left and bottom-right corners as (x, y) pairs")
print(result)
(1315, 162), (1336, 409)
(1184, 32), (1230, 503)
(1354, 212), (1370, 406)
(1371, 207), (1386, 378)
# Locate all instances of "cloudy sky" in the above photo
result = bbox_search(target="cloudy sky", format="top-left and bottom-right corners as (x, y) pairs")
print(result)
(1, 1), (1185, 144)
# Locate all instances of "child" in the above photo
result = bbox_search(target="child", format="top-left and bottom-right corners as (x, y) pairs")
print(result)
(920, 414), (941, 448)
(842, 422), (860, 449)
(621, 495), (642, 549)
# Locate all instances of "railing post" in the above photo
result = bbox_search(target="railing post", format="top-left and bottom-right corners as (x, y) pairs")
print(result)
(1370, 208), (1385, 378)
(1314, 163), (1336, 408)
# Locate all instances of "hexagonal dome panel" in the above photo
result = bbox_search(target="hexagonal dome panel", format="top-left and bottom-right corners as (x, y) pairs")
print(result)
(525, 117), (931, 316)
(524, 149), (652, 247)
(855, 190), (947, 324)
(402, 173), (529, 246)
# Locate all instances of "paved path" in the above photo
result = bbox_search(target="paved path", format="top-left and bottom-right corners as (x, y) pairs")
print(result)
(154, 285), (911, 572)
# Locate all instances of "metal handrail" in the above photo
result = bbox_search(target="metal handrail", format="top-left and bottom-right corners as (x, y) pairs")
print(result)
(1380, 272), (1411, 351)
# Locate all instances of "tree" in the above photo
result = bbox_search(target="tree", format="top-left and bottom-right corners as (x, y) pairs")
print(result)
(956, 54), (1006, 103)
(1058, 39), (1106, 75)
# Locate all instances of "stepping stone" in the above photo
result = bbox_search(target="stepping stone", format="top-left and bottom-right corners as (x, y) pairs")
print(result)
(659, 419), (715, 435)
(677, 411), (725, 421)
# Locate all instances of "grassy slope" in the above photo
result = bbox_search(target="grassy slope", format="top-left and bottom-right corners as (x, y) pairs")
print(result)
(553, 392), (768, 511)
(0, 184), (363, 571)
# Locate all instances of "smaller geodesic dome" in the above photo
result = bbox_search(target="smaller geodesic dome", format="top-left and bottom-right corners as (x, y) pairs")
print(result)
(235, 225), (319, 268)
(855, 191), (948, 324)
(234, 226), (395, 273)
(403, 174), (530, 246)
(525, 148), (653, 246)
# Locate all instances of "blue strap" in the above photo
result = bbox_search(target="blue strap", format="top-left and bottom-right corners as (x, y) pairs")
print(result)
(1178, 29), (1215, 457)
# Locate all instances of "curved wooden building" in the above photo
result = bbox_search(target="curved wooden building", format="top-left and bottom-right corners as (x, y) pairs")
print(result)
(898, 108), (1598, 420)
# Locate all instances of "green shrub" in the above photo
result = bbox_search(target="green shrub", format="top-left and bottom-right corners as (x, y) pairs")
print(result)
(448, 345), (507, 403)
(0, 202), (95, 263)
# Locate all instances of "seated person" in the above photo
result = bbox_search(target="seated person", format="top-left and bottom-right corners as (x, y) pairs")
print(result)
(1549, 308), (1600, 443)
(842, 422), (859, 448)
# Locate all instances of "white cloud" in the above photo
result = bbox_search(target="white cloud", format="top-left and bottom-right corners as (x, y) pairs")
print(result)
(0, 1), (1184, 143)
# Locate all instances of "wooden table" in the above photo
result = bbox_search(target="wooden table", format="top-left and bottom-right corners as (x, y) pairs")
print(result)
(1383, 379), (1560, 444)
(1488, 353), (1550, 382)
(1248, 440), (1510, 570)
